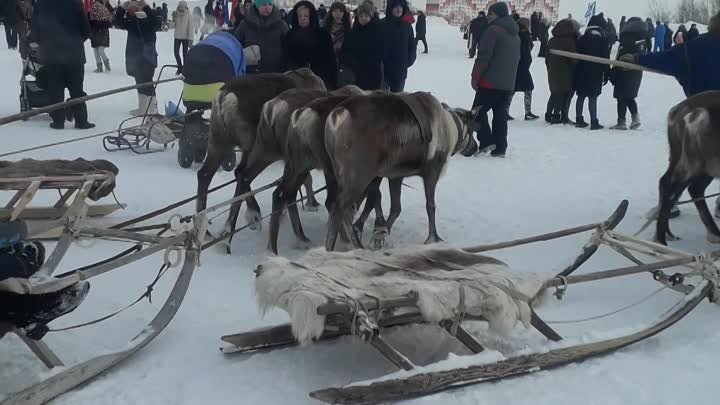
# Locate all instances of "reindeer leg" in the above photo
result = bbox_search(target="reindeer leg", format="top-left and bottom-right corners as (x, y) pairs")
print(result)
(196, 142), (225, 213)
(423, 169), (444, 245)
(354, 177), (382, 238)
(323, 171), (338, 213)
(302, 173), (320, 212)
(287, 176), (313, 250)
(687, 174), (720, 243)
(655, 168), (688, 245)
(372, 178), (403, 250)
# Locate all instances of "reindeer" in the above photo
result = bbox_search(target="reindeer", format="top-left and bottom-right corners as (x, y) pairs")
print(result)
(655, 91), (720, 245)
(323, 91), (478, 251)
(195, 68), (326, 241)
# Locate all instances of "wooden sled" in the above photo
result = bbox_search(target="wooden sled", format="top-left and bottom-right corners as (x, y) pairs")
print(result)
(220, 200), (720, 404)
(0, 174), (125, 221)
(1, 196), (200, 405)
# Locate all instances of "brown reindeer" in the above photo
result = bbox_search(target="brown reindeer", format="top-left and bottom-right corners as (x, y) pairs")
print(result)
(655, 91), (720, 245)
(195, 69), (326, 242)
(323, 91), (477, 251)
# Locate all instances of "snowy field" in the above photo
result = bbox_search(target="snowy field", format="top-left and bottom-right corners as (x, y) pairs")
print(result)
(1, 17), (719, 405)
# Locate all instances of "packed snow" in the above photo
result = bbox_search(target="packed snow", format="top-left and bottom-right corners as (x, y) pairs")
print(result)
(2, 16), (719, 405)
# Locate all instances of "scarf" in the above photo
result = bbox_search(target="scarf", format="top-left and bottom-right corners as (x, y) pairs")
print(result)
(90, 1), (113, 22)
(329, 20), (345, 53)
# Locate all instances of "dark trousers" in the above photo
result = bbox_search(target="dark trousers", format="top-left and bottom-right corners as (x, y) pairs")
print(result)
(575, 95), (598, 121)
(134, 67), (157, 96)
(4, 24), (17, 48)
(44, 63), (88, 124)
(473, 88), (512, 154)
(546, 91), (573, 121)
(383, 77), (406, 93)
(617, 98), (638, 119)
(416, 36), (428, 53)
(173, 39), (190, 70)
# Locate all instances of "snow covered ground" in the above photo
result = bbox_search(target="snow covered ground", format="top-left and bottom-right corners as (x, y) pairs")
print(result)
(2, 17), (719, 405)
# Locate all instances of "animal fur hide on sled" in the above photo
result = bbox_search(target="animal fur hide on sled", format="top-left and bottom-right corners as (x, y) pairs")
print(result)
(255, 246), (550, 345)
(0, 158), (119, 201)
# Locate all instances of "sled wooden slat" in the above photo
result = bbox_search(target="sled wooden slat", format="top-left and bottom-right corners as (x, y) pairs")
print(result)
(440, 321), (485, 354)
(53, 189), (77, 208)
(0, 204), (125, 221)
(15, 331), (64, 369)
(5, 189), (23, 209)
(370, 336), (414, 371)
(10, 181), (41, 221)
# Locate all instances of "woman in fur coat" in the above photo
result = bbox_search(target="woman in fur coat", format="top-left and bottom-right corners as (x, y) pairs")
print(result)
(89, 0), (114, 73)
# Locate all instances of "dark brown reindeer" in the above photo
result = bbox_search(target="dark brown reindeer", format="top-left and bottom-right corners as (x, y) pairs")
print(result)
(221, 85), (364, 253)
(195, 68), (326, 244)
(323, 91), (477, 251)
(655, 91), (720, 245)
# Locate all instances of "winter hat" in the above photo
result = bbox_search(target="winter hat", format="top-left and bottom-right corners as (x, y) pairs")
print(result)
(517, 17), (530, 32)
(588, 13), (607, 29)
(487, 2), (509, 18)
(356, 1), (375, 17)
(255, 0), (273, 8)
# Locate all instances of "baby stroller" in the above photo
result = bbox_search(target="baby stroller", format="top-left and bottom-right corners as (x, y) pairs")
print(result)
(175, 31), (249, 170)
(19, 31), (54, 115)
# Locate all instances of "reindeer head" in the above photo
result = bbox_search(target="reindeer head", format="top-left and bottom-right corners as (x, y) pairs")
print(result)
(444, 105), (481, 155)
(285, 68), (328, 92)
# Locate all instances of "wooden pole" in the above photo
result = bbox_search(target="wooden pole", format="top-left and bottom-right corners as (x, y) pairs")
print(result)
(549, 49), (666, 75)
(0, 77), (183, 127)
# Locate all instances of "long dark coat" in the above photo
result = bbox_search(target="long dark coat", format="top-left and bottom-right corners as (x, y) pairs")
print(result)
(340, 18), (384, 90)
(284, 1), (337, 89)
(545, 19), (577, 93)
(574, 26), (611, 97)
(114, 6), (159, 79)
(32, 0), (90, 65)
(609, 18), (647, 99)
(380, 1), (416, 83)
(514, 28), (534, 92)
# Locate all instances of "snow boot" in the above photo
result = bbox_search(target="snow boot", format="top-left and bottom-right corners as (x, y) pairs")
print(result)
(525, 112), (539, 120)
(103, 58), (111, 72)
(609, 118), (628, 130)
(72, 103), (96, 130)
(48, 110), (64, 130)
(590, 119), (604, 130)
(129, 93), (143, 116)
(575, 116), (589, 128)
(630, 114), (641, 129)
(94, 63), (103, 73)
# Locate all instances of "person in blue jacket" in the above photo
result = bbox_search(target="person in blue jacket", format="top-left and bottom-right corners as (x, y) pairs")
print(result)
(653, 20), (666, 52)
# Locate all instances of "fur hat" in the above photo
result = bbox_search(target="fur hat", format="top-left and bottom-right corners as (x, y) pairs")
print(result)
(488, 2), (509, 18)
(588, 13), (607, 29)
(710, 11), (720, 35)
(517, 17), (531, 32)
(356, 1), (375, 17)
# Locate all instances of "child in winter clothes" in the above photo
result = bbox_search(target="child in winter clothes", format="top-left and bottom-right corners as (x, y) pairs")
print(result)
(608, 16), (647, 130)
(545, 18), (577, 124)
(89, 0), (114, 73)
(574, 13), (611, 130)
(173, 1), (194, 75)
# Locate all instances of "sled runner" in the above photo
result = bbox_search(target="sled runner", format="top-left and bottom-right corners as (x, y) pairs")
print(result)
(0, 159), (125, 221)
(220, 200), (720, 404)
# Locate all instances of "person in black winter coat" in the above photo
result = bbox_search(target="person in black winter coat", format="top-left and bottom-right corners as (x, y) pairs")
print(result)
(608, 16), (647, 130)
(32, 0), (95, 130)
(284, 1), (337, 89)
(467, 11), (488, 58)
(340, 1), (383, 90)
(664, 22), (673, 50)
(115, 1), (160, 116)
(508, 17), (538, 120)
(381, 0), (415, 92)
(686, 24), (700, 41)
(415, 10), (427, 53)
(574, 13), (611, 129)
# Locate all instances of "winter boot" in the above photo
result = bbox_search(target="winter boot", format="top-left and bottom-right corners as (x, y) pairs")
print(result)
(72, 103), (96, 130)
(48, 110), (64, 130)
(609, 118), (627, 130)
(590, 119), (604, 130)
(129, 93), (143, 116)
(93, 63), (103, 73)
(103, 58), (111, 72)
(525, 112), (539, 120)
(575, 116), (589, 128)
(630, 114), (641, 129)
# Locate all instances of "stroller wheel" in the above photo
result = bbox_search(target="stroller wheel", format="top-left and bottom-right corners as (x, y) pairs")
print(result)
(222, 151), (236, 172)
(177, 138), (194, 169)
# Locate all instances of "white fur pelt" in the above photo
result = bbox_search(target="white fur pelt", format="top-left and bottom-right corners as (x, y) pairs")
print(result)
(255, 245), (550, 345)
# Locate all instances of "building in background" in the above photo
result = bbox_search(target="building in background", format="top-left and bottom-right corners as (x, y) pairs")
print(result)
(431, 0), (560, 26)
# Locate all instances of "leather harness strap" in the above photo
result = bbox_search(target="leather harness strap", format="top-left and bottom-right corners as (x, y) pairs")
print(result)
(399, 92), (433, 144)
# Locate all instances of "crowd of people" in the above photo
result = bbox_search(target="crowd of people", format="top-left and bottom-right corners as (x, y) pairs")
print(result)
(463, 4), (720, 158)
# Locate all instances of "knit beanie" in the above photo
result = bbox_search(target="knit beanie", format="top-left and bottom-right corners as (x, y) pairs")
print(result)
(517, 17), (530, 31)
(356, 1), (375, 17)
(255, 0), (273, 8)
(488, 2), (509, 18)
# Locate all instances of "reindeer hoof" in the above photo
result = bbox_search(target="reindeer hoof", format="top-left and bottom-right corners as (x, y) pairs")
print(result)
(245, 209), (262, 231)
(295, 237), (313, 250)
(424, 235), (444, 245)
(707, 233), (720, 244)
(303, 204), (319, 212)
(370, 227), (389, 250)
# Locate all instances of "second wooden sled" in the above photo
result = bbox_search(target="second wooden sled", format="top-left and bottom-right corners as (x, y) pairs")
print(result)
(219, 200), (720, 404)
